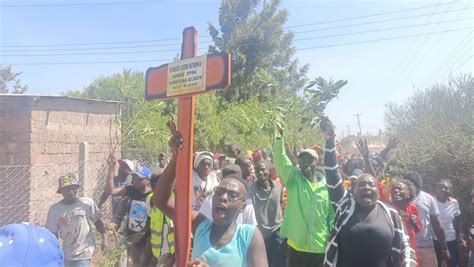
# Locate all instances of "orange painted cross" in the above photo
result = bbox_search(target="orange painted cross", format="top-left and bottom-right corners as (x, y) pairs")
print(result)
(145, 27), (231, 267)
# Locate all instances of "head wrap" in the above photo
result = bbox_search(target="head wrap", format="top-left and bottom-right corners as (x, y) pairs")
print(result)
(193, 151), (214, 169)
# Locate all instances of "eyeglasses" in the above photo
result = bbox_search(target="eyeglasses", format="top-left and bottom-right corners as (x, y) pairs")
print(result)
(213, 187), (242, 202)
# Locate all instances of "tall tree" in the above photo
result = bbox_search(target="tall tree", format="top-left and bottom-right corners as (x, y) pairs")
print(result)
(385, 74), (473, 213)
(208, 0), (308, 102)
(0, 65), (28, 94)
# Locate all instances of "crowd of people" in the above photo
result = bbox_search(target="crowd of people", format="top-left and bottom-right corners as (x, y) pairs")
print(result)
(1, 117), (473, 267)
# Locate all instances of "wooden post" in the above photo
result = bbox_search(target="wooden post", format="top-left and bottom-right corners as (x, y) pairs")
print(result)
(145, 26), (231, 267)
(175, 27), (197, 267)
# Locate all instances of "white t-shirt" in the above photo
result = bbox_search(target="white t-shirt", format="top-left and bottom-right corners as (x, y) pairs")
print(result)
(198, 195), (257, 225)
(413, 191), (440, 248)
(435, 198), (461, 241)
(192, 170), (220, 211)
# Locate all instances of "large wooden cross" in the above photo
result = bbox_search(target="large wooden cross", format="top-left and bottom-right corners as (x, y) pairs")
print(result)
(145, 27), (231, 267)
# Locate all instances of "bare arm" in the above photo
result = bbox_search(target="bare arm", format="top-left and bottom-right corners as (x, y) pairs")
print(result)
(94, 219), (106, 235)
(154, 120), (205, 235)
(321, 118), (346, 205)
(357, 139), (377, 178)
(453, 214), (465, 247)
(379, 137), (399, 160)
(247, 228), (268, 267)
(105, 154), (126, 196)
(431, 214), (451, 260)
(97, 190), (109, 209)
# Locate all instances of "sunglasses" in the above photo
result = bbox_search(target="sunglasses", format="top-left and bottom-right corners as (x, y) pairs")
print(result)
(213, 187), (242, 202)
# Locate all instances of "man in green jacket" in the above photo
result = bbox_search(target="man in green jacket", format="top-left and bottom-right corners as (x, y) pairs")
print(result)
(273, 130), (334, 267)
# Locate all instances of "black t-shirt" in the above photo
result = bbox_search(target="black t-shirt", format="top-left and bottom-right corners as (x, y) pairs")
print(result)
(337, 204), (393, 267)
(125, 185), (152, 235)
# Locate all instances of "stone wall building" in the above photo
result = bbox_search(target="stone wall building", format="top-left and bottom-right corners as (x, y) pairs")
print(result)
(0, 95), (121, 226)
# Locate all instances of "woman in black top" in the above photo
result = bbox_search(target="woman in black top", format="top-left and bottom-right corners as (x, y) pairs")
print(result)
(320, 118), (417, 267)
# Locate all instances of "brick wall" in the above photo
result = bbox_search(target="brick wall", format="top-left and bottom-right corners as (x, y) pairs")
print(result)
(0, 95), (120, 226)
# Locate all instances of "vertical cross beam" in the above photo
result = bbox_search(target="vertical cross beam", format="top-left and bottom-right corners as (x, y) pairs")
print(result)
(175, 26), (197, 267)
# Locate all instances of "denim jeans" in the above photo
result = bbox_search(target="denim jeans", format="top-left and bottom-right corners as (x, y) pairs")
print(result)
(64, 259), (90, 267)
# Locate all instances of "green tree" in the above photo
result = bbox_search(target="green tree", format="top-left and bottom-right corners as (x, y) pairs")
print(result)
(0, 65), (28, 94)
(385, 74), (474, 213)
(208, 0), (308, 102)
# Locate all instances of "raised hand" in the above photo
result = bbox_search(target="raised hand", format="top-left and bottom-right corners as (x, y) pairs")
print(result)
(167, 116), (184, 157)
(189, 258), (209, 267)
(386, 137), (399, 150)
(107, 153), (117, 168)
(356, 139), (370, 159)
(320, 117), (335, 140)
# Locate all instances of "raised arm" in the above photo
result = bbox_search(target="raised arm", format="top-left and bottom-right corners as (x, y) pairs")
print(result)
(272, 128), (295, 185)
(379, 136), (399, 161)
(153, 119), (205, 234)
(320, 118), (346, 205)
(105, 154), (126, 196)
(356, 139), (377, 178)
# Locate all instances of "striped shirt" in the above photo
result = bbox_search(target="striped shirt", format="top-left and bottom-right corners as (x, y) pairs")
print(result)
(323, 138), (417, 267)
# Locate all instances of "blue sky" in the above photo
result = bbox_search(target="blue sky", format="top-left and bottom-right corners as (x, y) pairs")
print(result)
(1, 0), (472, 135)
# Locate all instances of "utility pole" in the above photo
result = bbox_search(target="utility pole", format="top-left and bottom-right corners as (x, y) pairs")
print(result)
(346, 125), (350, 136)
(354, 113), (362, 136)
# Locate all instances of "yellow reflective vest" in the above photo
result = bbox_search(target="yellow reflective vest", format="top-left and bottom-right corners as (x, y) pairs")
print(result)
(146, 193), (175, 257)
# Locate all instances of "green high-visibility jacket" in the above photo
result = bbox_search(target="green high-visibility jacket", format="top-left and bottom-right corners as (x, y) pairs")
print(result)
(273, 137), (335, 254)
(146, 193), (175, 257)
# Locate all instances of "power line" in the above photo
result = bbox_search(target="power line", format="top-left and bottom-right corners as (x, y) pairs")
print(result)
(2, 4), (470, 49)
(1, 58), (173, 66)
(3, 27), (471, 66)
(297, 27), (471, 50)
(293, 17), (472, 41)
(292, 6), (473, 35)
(421, 31), (473, 87)
(285, 1), (456, 28)
(1, 47), (208, 57)
(402, 0), (458, 75)
(395, 0), (446, 71)
(0, 1), (153, 7)
(3, 9), (472, 53)
(411, 1), (472, 78)
(5, 17), (472, 57)
(0, 43), (197, 52)
(0, 38), (189, 48)
(425, 44), (473, 87)
(451, 54), (473, 74)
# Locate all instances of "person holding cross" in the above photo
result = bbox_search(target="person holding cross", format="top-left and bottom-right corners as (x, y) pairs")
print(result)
(154, 119), (268, 267)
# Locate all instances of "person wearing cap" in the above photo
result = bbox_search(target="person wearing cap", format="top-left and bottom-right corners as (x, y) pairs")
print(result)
(98, 158), (134, 212)
(45, 173), (107, 267)
(106, 155), (153, 267)
(272, 127), (334, 267)
(0, 223), (64, 267)
(192, 151), (220, 211)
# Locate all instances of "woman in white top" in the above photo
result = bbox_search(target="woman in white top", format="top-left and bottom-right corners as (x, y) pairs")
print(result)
(434, 179), (465, 267)
(192, 151), (220, 210)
